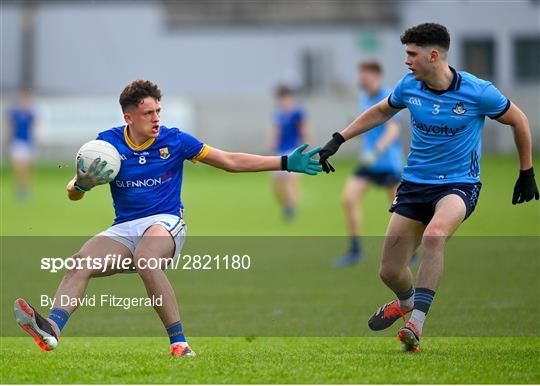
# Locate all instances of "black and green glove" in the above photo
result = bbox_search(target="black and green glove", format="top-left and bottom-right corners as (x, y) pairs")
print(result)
(318, 132), (345, 173)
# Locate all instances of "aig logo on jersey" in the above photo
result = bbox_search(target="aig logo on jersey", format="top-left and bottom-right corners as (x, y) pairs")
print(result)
(159, 147), (171, 160)
(452, 102), (467, 115)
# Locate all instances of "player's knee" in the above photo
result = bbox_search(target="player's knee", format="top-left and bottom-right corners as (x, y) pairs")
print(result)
(422, 227), (447, 251)
(341, 192), (356, 208)
(379, 264), (401, 284)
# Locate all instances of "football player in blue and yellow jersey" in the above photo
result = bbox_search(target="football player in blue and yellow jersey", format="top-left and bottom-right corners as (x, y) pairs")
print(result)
(8, 88), (36, 201)
(318, 23), (538, 352)
(14, 80), (322, 357)
(271, 85), (309, 220)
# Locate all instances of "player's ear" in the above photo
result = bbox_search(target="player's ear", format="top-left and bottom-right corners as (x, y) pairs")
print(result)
(123, 112), (133, 125)
(429, 48), (439, 63)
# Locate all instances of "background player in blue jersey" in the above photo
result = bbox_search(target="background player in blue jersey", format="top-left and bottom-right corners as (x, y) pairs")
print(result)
(318, 23), (538, 352)
(7, 88), (36, 201)
(336, 61), (403, 266)
(271, 85), (309, 220)
(14, 79), (322, 357)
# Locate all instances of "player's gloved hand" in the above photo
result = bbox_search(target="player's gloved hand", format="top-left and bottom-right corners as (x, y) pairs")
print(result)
(319, 132), (346, 173)
(74, 157), (114, 192)
(512, 167), (539, 204)
(282, 144), (323, 176)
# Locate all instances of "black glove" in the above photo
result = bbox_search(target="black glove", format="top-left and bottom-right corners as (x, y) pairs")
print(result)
(318, 132), (345, 173)
(512, 167), (539, 204)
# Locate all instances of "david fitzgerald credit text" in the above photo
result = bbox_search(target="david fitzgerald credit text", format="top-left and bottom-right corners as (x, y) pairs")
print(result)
(41, 294), (163, 310)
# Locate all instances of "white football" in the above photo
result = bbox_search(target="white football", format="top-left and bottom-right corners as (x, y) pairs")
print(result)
(76, 140), (121, 180)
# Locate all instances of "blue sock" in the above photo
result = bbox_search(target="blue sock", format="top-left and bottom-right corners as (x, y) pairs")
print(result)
(48, 308), (70, 332)
(413, 287), (435, 314)
(166, 321), (187, 345)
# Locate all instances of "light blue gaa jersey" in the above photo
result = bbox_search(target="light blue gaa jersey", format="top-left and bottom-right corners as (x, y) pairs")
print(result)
(96, 126), (209, 225)
(274, 106), (304, 153)
(388, 67), (510, 184)
(360, 88), (402, 173)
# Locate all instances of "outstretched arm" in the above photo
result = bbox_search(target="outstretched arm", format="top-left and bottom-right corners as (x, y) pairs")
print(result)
(199, 145), (322, 175)
(496, 102), (538, 204)
(340, 98), (401, 140)
(319, 98), (401, 173)
(201, 147), (281, 172)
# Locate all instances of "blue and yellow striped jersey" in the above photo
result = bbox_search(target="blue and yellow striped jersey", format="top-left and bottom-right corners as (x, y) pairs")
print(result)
(96, 125), (209, 225)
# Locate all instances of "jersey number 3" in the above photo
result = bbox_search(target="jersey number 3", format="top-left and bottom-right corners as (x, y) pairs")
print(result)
(432, 104), (440, 115)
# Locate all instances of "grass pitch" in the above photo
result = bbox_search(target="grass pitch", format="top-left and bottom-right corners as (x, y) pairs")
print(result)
(2, 337), (539, 384)
(1, 156), (539, 237)
(1, 156), (539, 383)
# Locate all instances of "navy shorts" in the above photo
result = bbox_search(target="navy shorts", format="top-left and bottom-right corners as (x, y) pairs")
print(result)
(389, 180), (482, 225)
(353, 166), (401, 187)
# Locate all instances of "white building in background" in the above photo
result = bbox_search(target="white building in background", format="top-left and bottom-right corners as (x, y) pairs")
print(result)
(1, 1), (538, 157)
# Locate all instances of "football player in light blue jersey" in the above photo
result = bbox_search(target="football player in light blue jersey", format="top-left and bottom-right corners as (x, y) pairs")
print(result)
(318, 23), (538, 352)
(271, 85), (310, 220)
(337, 61), (404, 266)
(14, 79), (322, 357)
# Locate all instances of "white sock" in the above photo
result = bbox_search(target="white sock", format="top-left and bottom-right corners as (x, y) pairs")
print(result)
(397, 287), (415, 309)
(399, 295), (414, 309)
(408, 309), (426, 333)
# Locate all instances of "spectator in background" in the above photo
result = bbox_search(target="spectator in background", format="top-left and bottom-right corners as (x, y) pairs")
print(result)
(270, 85), (309, 220)
(8, 88), (36, 201)
(336, 61), (407, 266)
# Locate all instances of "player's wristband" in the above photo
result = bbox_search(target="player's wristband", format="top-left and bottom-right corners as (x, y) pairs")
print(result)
(520, 167), (534, 177)
(332, 132), (346, 145)
(73, 182), (90, 192)
(281, 155), (288, 171)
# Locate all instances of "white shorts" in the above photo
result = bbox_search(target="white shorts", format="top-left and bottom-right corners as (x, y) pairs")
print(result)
(98, 213), (187, 272)
(10, 140), (33, 162)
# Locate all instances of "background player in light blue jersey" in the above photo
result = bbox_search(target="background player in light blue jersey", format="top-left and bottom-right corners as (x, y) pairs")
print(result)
(337, 61), (403, 266)
(14, 79), (322, 357)
(318, 23), (538, 352)
(7, 88), (36, 201)
(271, 85), (309, 220)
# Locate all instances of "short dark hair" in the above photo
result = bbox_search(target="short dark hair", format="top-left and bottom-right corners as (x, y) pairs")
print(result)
(400, 23), (450, 51)
(275, 84), (293, 98)
(358, 60), (383, 74)
(119, 79), (162, 112)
